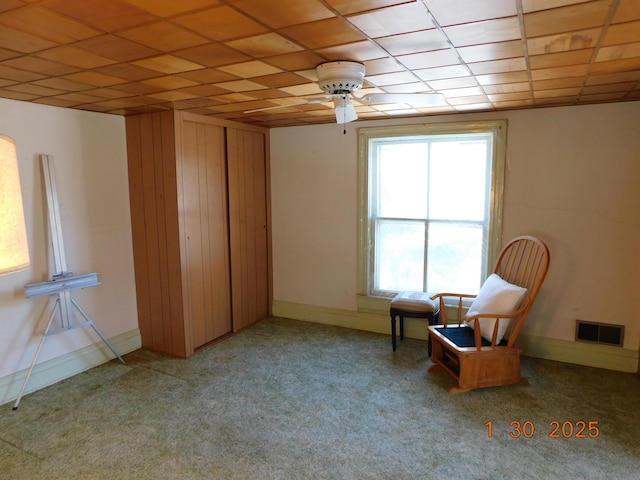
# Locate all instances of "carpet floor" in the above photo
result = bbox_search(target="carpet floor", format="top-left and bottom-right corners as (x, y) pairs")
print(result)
(1, 316), (639, 479)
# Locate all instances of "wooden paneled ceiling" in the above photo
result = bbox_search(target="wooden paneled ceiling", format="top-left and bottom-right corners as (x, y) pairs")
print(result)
(0, 0), (639, 127)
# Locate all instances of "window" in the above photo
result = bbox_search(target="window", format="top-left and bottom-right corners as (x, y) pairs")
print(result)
(357, 120), (507, 308)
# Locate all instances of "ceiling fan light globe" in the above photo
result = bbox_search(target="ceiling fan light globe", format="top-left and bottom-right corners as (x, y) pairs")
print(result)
(333, 97), (358, 124)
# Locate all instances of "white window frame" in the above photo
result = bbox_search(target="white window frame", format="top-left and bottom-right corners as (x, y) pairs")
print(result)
(356, 120), (508, 313)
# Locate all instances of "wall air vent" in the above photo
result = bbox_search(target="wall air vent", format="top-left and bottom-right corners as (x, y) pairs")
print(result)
(575, 320), (624, 347)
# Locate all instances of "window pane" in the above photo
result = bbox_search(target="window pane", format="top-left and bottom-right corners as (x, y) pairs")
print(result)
(378, 142), (428, 219)
(428, 140), (488, 221)
(426, 223), (484, 293)
(375, 219), (424, 292)
(358, 121), (506, 305)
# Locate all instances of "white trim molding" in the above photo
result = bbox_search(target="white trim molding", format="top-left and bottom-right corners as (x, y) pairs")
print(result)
(0, 329), (141, 407)
(273, 300), (638, 373)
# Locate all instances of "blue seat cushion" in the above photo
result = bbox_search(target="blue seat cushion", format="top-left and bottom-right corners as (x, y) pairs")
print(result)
(435, 325), (508, 347)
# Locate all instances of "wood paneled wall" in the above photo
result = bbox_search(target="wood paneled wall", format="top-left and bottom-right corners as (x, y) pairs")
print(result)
(127, 111), (189, 356)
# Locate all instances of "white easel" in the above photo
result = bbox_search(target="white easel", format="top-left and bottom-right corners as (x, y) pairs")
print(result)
(13, 155), (124, 410)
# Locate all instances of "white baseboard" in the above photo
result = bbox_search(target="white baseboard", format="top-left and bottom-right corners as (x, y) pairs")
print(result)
(516, 334), (638, 373)
(0, 328), (141, 407)
(273, 300), (638, 373)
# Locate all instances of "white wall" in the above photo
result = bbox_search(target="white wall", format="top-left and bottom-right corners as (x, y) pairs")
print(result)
(271, 102), (640, 369)
(2, 97), (635, 393)
(0, 98), (139, 403)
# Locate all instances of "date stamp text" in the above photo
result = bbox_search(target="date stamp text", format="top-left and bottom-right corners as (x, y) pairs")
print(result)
(485, 420), (600, 438)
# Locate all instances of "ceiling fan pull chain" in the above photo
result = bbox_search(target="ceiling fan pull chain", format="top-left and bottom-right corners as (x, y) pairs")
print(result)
(343, 101), (346, 134)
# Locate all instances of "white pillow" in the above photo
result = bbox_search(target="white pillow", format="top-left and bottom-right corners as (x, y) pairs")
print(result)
(464, 273), (527, 343)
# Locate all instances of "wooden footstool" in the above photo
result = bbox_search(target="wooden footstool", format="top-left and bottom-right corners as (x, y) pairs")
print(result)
(390, 291), (440, 355)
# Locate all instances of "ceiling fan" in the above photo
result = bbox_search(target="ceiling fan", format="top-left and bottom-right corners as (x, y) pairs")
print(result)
(244, 60), (446, 124)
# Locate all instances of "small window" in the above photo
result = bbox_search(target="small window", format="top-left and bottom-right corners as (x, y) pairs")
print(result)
(357, 120), (507, 306)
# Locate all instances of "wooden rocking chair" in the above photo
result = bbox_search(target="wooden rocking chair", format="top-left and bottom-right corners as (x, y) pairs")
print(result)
(428, 235), (550, 393)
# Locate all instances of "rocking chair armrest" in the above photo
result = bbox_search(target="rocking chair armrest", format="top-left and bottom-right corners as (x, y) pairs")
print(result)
(465, 308), (525, 347)
(431, 292), (476, 326)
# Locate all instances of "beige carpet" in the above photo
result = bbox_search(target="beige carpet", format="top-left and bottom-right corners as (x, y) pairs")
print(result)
(1, 317), (639, 479)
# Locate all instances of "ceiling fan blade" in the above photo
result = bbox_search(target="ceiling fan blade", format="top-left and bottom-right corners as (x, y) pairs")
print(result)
(244, 95), (339, 114)
(360, 93), (446, 107)
(244, 101), (314, 114)
(304, 94), (344, 102)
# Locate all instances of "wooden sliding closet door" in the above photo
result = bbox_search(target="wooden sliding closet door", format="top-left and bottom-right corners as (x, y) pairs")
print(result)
(226, 128), (269, 331)
(127, 111), (270, 357)
(179, 119), (232, 348)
